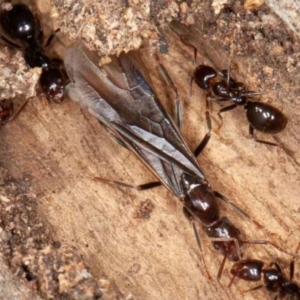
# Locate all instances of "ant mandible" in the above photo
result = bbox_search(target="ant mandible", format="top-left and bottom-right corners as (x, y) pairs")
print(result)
(193, 64), (288, 149)
(0, 3), (66, 104)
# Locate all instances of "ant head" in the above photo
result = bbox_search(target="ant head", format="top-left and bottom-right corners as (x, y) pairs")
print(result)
(283, 282), (300, 298)
(39, 68), (65, 103)
(194, 65), (217, 90)
(1, 4), (36, 42)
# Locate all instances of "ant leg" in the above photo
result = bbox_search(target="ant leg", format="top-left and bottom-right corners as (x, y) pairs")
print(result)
(189, 76), (194, 100)
(93, 177), (161, 191)
(35, 15), (60, 48)
(183, 207), (212, 280)
(242, 240), (300, 258)
(249, 126), (294, 153)
(224, 61), (232, 86)
(191, 45), (197, 65)
(98, 121), (130, 150)
(8, 98), (29, 123)
(110, 136), (128, 149)
(0, 35), (21, 48)
(183, 207), (203, 251)
(249, 126), (282, 147)
(209, 237), (242, 261)
(99, 121), (128, 149)
(217, 104), (237, 130)
(273, 260), (284, 274)
(213, 191), (254, 222)
(193, 110), (212, 157)
(193, 93), (214, 157)
(289, 242), (300, 280)
(217, 254), (228, 279)
(158, 63), (182, 129)
(290, 259), (295, 281)
(242, 284), (264, 293)
(45, 28), (61, 48)
(227, 272), (237, 288)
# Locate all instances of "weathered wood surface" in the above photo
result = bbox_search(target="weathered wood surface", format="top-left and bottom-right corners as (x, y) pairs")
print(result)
(1, 1), (300, 300)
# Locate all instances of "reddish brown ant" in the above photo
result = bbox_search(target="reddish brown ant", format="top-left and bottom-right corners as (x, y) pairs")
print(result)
(228, 257), (300, 299)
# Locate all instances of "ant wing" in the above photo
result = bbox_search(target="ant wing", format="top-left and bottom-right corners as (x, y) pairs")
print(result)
(64, 42), (205, 197)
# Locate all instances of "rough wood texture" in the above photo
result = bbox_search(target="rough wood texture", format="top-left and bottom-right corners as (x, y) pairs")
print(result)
(1, 1), (300, 300)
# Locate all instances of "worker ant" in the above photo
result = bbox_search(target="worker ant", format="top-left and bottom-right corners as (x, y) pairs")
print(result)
(193, 64), (288, 149)
(229, 257), (300, 299)
(0, 3), (66, 104)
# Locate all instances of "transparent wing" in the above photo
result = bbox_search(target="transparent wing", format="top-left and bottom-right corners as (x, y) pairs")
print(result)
(64, 42), (206, 197)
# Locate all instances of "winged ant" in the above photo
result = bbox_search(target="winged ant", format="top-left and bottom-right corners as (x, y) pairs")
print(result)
(0, 100), (13, 126)
(64, 42), (298, 283)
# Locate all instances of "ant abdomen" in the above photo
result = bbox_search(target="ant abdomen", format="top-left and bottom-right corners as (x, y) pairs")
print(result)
(0, 4), (36, 43)
(230, 259), (264, 281)
(245, 101), (288, 134)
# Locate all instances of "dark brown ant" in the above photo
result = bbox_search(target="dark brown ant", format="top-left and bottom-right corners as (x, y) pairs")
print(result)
(228, 257), (300, 299)
(0, 3), (66, 103)
(193, 64), (288, 148)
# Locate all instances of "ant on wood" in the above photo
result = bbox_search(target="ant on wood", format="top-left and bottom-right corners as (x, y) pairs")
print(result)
(193, 64), (288, 149)
(65, 43), (299, 283)
(0, 3), (67, 105)
(229, 255), (300, 299)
